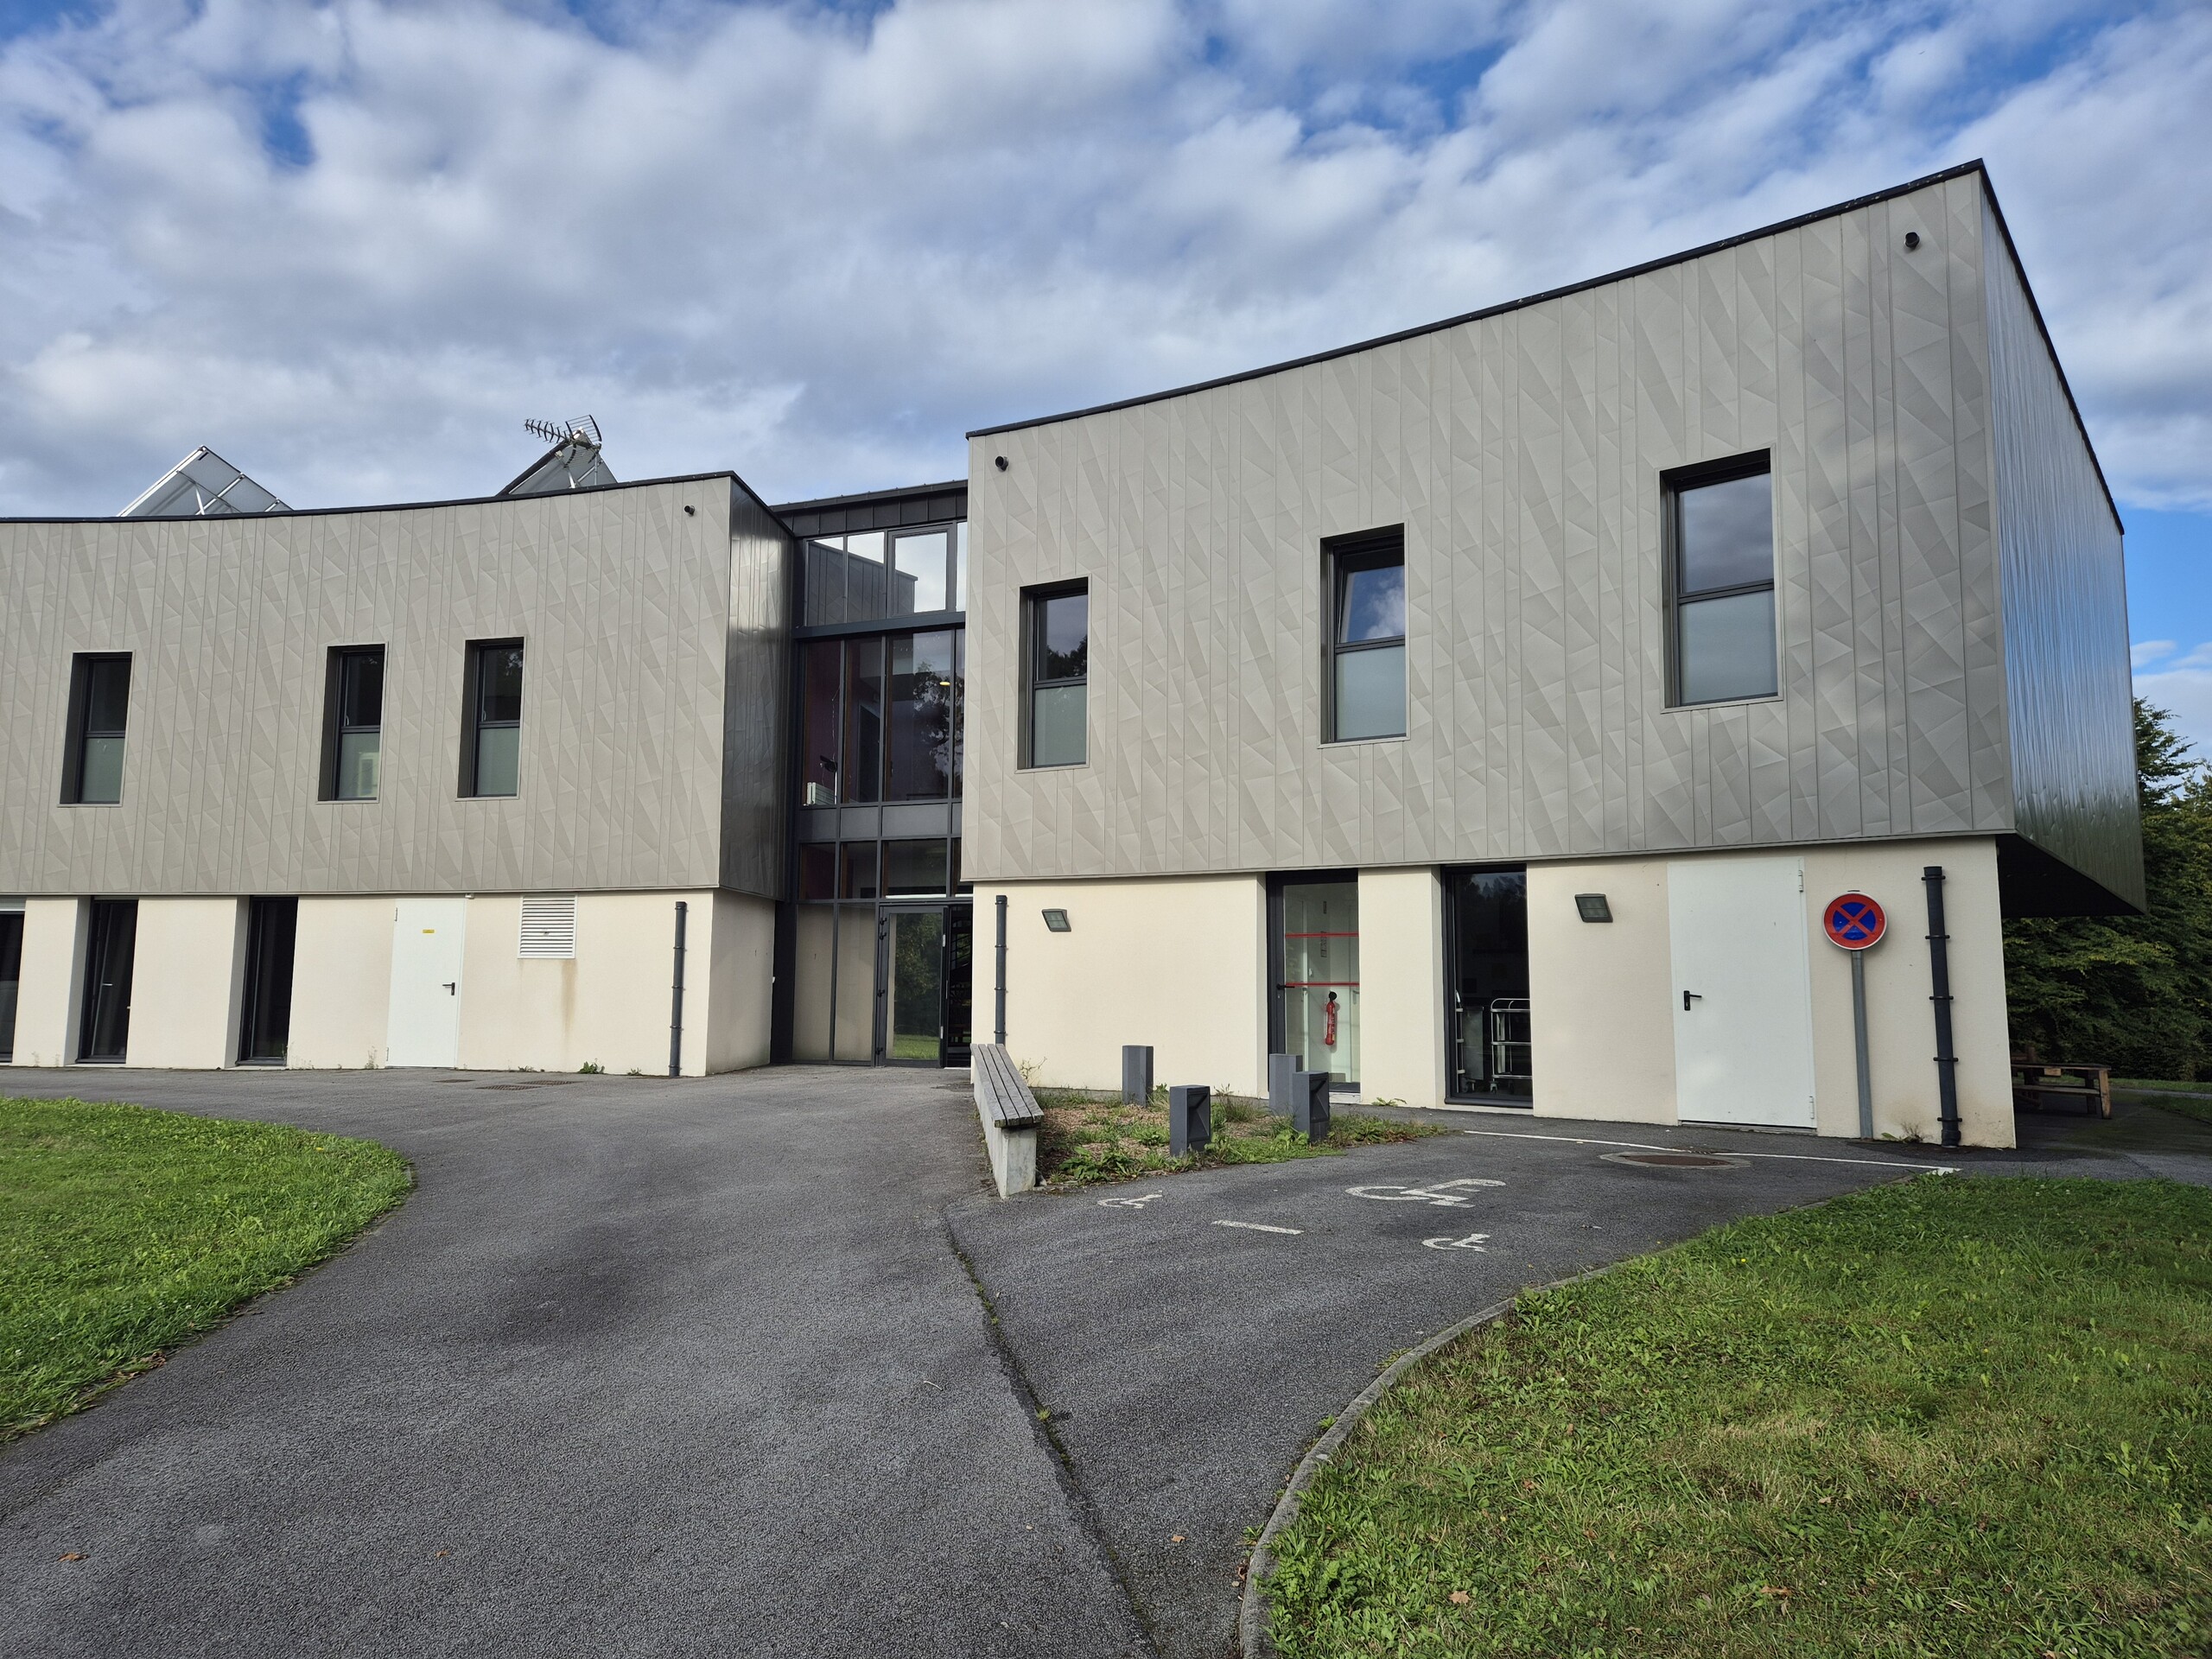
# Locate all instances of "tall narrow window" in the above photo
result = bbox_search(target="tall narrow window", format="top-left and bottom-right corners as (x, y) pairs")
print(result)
(887, 631), (957, 800)
(1669, 456), (1777, 705)
(1025, 583), (1088, 768)
(842, 637), (886, 804)
(62, 653), (131, 804)
(801, 641), (844, 806)
(79, 898), (137, 1063)
(238, 898), (298, 1065)
(462, 639), (524, 798)
(324, 646), (385, 801)
(0, 900), (22, 1064)
(1327, 534), (1406, 741)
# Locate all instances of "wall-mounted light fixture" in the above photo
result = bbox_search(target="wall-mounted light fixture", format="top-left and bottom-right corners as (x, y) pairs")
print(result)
(1574, 893), (1613, 923)
(995, 455), (1009, 472)
(1904, 232), (1921, 251)
(1041, 908), (1071, 932)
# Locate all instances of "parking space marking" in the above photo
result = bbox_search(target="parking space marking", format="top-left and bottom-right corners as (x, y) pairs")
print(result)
(1212, 1220), (1303, 1236)
(1344, 1177), (1506, 1206)
(1422, 1233), (1491, 1251)
(1452, 1128), (1955, 1174)
(1098, 1191), (1166, 1208)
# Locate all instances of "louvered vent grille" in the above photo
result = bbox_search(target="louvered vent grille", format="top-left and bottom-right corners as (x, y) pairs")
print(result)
(518, 894), (578, 958)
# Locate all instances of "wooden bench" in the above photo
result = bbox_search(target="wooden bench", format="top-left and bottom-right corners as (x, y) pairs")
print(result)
(2011, 1060), (2113, 1119)
(972, 1042), (1042, 1195)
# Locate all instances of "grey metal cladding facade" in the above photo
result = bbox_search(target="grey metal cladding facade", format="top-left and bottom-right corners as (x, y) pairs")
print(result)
(721, 480), (792, 894)
(1981, 198), (2142, 908)
(0, 477), (783, 899)
(964, 174), (2026, 881)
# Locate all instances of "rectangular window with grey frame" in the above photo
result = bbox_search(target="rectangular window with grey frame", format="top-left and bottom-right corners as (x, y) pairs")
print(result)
(322, 646), (385, 801)
(1327, 533), (1406, 741)
(61, 652), (131, 804)
(461, 639), (524, 798)
(1668, 454), (1777, 705)
(1023, 582), (1087, 768)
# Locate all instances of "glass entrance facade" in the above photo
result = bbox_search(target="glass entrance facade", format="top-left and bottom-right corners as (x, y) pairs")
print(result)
(779, 482), (972, 1067)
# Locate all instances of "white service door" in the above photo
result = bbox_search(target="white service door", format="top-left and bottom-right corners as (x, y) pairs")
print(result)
(1669, 855), (1816, 1128)
(387, 898), (467, 1068)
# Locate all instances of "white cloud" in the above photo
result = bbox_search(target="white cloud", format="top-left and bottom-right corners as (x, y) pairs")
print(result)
(0, 0), (2203, 514)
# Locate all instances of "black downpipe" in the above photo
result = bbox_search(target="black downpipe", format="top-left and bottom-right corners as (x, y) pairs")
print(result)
(669, 899), (689, 1078)
(1923, 866), (1961, 1147)
(994, 893), (1008, 1046)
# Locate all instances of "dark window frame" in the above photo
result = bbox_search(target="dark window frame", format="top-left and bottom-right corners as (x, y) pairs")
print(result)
(60, 652), (132, 805)
(459, 638), (524, 799)
(321, 645), (386, 802)
(1663, 450), (1777, 709)
(1020, 580), (1089, 770)
(1324, 529), (1407, 743)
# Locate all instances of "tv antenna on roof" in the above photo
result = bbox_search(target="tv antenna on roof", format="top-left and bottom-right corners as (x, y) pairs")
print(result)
(524, 415), (601, 447)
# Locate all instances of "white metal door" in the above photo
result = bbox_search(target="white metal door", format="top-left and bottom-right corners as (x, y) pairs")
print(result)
(387, 898), (467, 1068)
(1669, 855), (1815, 1128)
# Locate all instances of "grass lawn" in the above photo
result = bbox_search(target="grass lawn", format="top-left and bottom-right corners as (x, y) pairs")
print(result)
(1, 1096), (411, 1440)
(1264, 1177), (2212, 1659)
(1035, 1088), (1441, 1188)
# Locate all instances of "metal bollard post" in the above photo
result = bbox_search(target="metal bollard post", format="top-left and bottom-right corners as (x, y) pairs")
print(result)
(1267, 1052), (1298, 1117)
(1293, 1071), (1332, 1143)
(1122, 1045), (1155, 1105)
(1168, 1085), (1212, 1157)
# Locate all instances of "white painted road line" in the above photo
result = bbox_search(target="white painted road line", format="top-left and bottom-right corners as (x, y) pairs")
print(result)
(1212, 1220), (1303, 1235)
(1453, 1128), (1956, 1174)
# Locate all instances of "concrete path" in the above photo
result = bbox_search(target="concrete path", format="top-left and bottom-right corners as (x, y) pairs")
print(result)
(3, 1071), (2206, 1658)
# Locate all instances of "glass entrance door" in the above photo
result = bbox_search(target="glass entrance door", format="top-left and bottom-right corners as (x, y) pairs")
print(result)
(1274, 878), (1360, 1086)
(875, 904), (975, 1067)
(79, 898), (137, 1064)
(1445, 868), (1531, 1100)
(0, 906), (22, 1063)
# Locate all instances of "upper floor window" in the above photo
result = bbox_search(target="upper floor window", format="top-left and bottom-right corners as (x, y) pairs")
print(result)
(802, 522), (967, 626)
(1669, 455), (1777, 706)
(62, 652), (131, 804)
(462, 639), (524, 798)
(799, 631), (963, 805)
(1327, 533), (1406, 741)
(323, 646), (385, 801)
(1024, 583), (1088, 768)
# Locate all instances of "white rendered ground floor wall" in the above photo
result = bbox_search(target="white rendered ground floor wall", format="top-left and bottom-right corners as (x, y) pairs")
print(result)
(976, 835), (2016, 1148)
(2, 889), (773, 1077)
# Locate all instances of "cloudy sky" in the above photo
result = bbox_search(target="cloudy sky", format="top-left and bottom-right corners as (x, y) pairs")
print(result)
(3, 0), (2209, 734)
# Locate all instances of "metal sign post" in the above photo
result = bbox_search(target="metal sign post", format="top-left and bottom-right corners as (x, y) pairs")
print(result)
(1822, 893), (1887, 1139)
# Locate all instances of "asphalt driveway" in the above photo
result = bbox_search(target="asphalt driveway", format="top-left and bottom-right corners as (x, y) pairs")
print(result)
(4, 1070), (2204, 1658)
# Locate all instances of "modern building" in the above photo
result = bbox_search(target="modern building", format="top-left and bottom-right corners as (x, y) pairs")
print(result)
(0, 162), (2135, 1151)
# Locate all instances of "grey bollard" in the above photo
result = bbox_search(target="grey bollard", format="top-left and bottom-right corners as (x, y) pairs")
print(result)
(1267, 1052), (1299, 1116)
(1293, 1071), (1332, 1143)
(1168, 1084), (1212, 1157)
(1122, 1045), (1155, 1105)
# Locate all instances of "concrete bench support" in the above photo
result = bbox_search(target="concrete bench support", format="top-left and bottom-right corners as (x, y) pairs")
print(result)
(1293, 1070), (1332, 1143)
(972, 1042), (1044, 1198)
(1168, 1084), (1212, 1157)
(1122, 1045), (1154, 1104)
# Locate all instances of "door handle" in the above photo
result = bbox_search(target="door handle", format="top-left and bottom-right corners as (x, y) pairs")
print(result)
(1682, 990), (1702, 1010)
(443, 982), (456, 995)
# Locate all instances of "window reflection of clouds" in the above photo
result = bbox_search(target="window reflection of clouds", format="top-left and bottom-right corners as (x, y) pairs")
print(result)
(1340, 565), (1404, 643)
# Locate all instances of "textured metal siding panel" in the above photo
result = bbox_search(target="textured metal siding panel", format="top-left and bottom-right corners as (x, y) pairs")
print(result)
(1983, 198), (2143, 907)
(720, 485), (791, 898)
(966, 177), (2023, 881)
(0, 479), (772, 898)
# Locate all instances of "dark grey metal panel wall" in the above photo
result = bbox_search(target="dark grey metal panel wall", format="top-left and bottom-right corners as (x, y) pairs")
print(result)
(0, 478), (780, 899)
(721, 482), (792, 895)
(1982, 199), (2143, 908)
(965, 174), (2021, 881)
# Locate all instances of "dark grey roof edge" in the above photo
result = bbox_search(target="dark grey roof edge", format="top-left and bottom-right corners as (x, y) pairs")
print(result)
(1975, 172), (2123, 534)
(770, 479), (967, 515)
(0, 469), (761, 527)
(966, 161), (2020, 442)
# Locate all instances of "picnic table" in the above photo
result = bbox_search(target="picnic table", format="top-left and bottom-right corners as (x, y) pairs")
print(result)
(2010, 1059), (2112, 1118)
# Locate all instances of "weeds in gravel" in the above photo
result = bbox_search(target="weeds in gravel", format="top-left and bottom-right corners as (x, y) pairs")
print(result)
(1035, 1088), (1440, 1188)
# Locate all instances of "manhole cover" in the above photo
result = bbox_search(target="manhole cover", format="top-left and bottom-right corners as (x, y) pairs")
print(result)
(1601, 1151), (1744, 1169)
